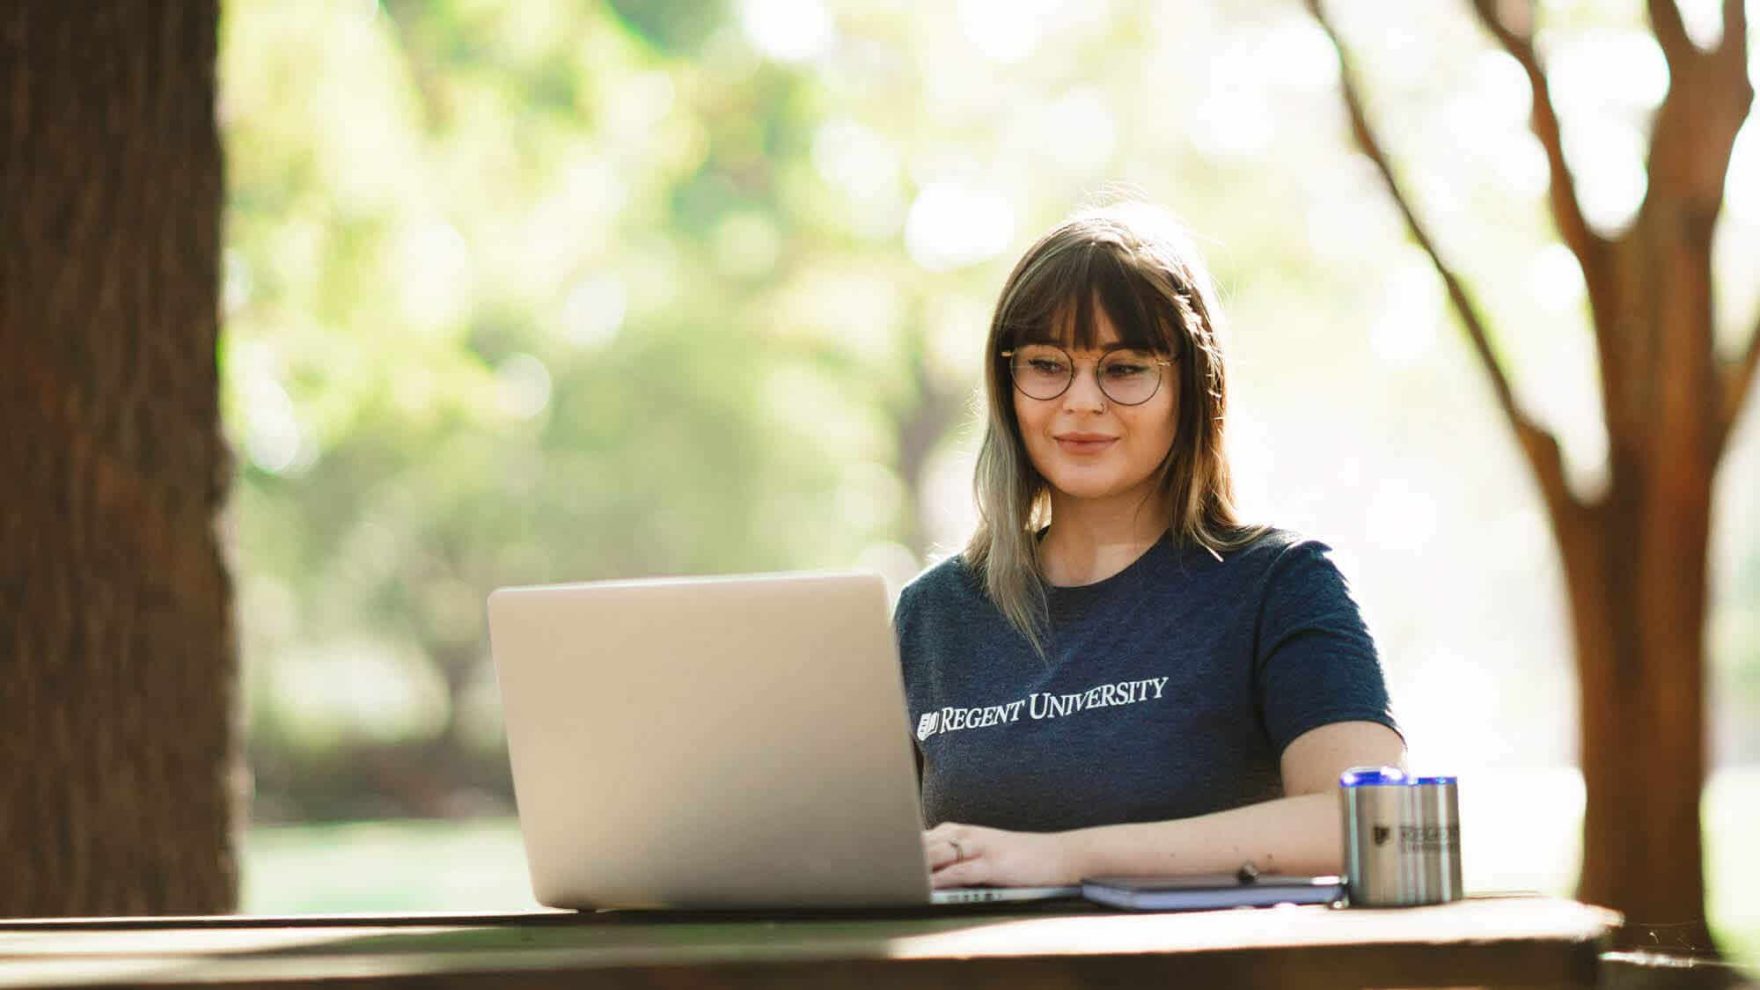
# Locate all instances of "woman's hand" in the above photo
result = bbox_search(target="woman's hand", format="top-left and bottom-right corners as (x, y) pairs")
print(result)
(922, 822), (1083, 888)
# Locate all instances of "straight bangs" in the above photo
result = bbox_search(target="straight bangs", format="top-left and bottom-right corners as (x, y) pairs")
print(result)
(998, 246), (1184, 357)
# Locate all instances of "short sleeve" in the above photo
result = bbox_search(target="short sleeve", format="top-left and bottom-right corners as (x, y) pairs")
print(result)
(891, 580), (924, 683)
(890, 580), (928, 779)
(1253, 540), (1402, 757)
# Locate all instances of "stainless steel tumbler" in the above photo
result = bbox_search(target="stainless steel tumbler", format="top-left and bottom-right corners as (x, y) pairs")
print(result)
(1409, 776), (1462, 903)
(1339, 766), (1422, 906)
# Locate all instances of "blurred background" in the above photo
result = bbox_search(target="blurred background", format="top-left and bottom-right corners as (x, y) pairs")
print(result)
(218, 0), (1759, 962)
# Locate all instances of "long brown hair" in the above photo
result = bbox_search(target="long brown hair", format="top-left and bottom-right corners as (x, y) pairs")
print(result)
(962, 202), (1261, 656)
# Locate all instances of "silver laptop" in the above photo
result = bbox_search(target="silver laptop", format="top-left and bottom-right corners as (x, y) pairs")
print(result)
(487, 570), (1078, 909)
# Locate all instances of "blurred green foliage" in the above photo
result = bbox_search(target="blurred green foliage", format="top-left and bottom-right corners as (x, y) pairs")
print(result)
(218, 0), (1760, 824)
(222, 0), (958, 817)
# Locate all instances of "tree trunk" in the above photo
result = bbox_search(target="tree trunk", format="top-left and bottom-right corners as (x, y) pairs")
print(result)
(1561, 193), (1727, 953)
(0, 2), (236, 915)
(1559, 466), (1715, 954)
(1305, 0), (1754, 955)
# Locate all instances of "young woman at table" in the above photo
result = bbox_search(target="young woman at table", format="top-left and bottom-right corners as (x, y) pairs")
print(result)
(895, 202), (1406, 888)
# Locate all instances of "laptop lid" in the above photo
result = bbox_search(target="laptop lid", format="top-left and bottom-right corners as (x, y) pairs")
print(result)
(488, 571), (934, 908)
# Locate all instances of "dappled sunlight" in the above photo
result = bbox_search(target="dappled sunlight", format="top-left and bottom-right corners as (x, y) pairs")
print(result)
(905, 179), (1016, 272)
(1010, 88), (1116, 175)
(771, 265), (903, 362)
(955, 0), (1061, 65)
(1362, 479), (1439, 554)
(263, 640), (450, 748)
(1545, 30), (1663, 233)
(740, 0), (835, 63)
(493, 355), (553, 422)
(812, 118), (906, 238)
(560, 273), (627, 350)
(232, 341), (316, 476)
(1547, 29), (1669, 116)
(922, 293), (989, 385)
(1367, 253), (1442, 368)
(394, 220), (473, 334)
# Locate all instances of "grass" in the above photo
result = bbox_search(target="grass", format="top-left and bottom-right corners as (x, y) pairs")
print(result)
(242, 766), (1759, 970)
(242, 818), (537, 915)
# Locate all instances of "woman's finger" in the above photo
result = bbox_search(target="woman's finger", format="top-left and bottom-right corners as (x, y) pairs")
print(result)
(929, 857), (989, 889)
(923, 836), (961, 871)
(922, 825), (972, 869)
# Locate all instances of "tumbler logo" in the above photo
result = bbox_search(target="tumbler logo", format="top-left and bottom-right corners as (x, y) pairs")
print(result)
(1373, 825), (1392, 846)
(917, 713), (940, 741)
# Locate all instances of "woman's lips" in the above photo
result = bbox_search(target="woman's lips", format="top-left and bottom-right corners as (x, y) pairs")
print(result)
(1055, 436), (1117, 454)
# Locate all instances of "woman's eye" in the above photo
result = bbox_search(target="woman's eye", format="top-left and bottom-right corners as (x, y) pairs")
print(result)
(1104, 363), (1151, 379)
(1028, 359), (1068, 374)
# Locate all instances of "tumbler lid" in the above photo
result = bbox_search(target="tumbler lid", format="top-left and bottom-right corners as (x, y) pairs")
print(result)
(1411, 775), (1457, 785)
(1338, 766), (1406, 787)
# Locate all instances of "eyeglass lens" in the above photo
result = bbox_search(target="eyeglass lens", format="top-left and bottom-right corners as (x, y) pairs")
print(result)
(1008, 344), (1165, 405)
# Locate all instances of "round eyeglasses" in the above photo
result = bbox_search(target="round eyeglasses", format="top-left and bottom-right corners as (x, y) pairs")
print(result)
(1001, 344), (1174, 406)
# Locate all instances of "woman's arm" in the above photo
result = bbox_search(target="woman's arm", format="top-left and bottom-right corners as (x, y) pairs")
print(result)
(923, 720), (1406, 886)
(1065, 717), (1409, 877)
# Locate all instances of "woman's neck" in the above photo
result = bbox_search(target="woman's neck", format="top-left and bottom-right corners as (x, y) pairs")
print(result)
(1039, 487), (1167, 587)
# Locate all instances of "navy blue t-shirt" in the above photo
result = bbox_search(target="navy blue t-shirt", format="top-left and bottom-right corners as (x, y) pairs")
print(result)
(892, 529), (1401, 832)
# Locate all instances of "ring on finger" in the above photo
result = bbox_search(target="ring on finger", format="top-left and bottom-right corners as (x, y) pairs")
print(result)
(948, 837), (965, 862)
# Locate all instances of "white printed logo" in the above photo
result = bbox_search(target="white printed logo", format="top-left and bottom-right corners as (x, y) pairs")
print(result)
(916, 676), (1171, 742)
(916, 712), (940, 741)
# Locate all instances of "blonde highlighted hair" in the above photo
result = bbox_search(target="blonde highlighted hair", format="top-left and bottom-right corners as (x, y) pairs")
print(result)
(962, 202), (1262, 656)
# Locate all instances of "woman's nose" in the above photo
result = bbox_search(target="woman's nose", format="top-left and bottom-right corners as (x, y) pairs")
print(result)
(1061, 364), (1109, 412)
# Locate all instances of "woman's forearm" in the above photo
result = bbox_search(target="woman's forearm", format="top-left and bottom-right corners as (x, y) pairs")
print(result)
(1063, 792), (1342, 879)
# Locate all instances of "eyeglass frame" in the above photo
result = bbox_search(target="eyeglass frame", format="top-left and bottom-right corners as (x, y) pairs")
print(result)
(999, 343), (1177, 406)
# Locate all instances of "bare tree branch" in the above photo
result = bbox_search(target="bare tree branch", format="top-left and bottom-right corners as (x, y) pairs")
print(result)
(1304, 0), (1578, 512)
(1721, 0), (1749, 72)
(1466, 0), (1606, 296)
(1648, 0), (1695, 63)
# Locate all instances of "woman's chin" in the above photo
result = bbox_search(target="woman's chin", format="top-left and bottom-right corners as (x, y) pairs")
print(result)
(1044, 473), (1136, 502)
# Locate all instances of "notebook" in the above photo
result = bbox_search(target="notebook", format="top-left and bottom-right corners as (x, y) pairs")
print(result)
(487, 570), (1080, 909)
(1082, 873), (1347, 911)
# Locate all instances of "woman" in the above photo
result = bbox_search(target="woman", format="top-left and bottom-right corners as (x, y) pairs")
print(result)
(894, 202), (1406, 889)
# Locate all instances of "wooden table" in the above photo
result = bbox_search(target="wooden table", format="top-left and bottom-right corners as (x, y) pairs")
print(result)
(0, 895), (1620, 989)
